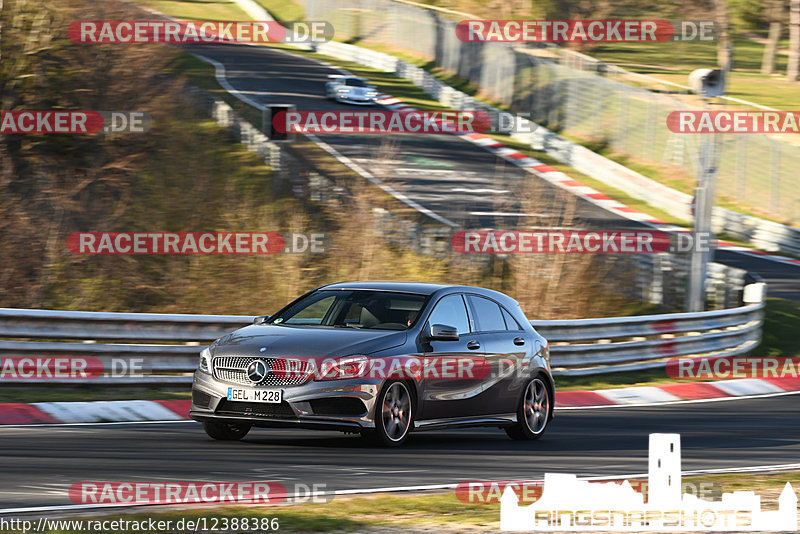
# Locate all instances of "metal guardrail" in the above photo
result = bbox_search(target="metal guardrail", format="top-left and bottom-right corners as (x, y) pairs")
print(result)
(538, 303), (764, 376)
(0, 283), (766, 383)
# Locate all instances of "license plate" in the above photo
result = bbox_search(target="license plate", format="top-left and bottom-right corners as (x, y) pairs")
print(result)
(226, 387), (282, 403)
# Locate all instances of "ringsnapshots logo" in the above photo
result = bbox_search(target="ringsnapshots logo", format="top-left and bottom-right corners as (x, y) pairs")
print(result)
(500, 434), (797, 531)
(67, 232), (328, 255)
(455, 20), (717, 43)
(68, 21), (333, 44)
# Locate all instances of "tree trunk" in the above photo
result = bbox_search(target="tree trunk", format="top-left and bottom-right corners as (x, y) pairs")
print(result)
(715, 0), (733, 73)
(789, 0), (800, 80)
(761, 0), (784, 75)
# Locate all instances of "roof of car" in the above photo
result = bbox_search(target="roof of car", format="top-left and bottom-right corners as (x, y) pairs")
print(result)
(320, 281), (448, 294)
(318, 281), (517, 304)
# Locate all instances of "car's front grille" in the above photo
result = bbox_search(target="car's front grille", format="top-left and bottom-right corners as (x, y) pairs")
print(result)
(215, 399), (296, 419)
(212, 356), (311, 387)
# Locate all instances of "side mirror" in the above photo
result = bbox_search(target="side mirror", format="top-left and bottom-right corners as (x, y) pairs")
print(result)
(426, 323), (459, 342)
(253, 315), (270, 325)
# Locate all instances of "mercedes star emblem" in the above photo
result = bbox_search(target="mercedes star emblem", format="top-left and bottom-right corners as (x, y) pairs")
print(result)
(246, 359), (270, 383)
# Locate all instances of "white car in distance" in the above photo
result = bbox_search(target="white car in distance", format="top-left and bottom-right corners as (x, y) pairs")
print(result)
(325, 75), (378, 105)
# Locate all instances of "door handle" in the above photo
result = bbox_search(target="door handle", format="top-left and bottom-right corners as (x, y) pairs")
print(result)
(467, 340), (481, 350)
(513, 337), (525, 346)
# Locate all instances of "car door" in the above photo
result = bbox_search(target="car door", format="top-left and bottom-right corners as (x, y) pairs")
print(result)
(464, 295), (530, 416)
(419, 293), (489, 420)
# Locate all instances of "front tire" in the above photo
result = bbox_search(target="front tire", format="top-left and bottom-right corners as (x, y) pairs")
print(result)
(506, 377), (551, 441)
(367, 380), (413, 446)
(202, 420), (251, 441)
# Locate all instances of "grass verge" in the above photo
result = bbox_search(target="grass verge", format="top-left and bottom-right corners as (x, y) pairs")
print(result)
(134, 0), (249, 20)
(254, 0), (305, 22)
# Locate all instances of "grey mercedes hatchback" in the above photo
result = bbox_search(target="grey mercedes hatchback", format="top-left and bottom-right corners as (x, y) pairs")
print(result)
(190, 281), (554, 446)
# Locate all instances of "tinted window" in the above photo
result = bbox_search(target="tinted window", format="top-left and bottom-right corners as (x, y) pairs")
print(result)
(271, 290), (426, 330)
(284, 295), (335, 325)
(426, 294), (470, 335)
(502, 307), (523, 331)
(467, 295), (506, 332)
(345, 78), (367, 87)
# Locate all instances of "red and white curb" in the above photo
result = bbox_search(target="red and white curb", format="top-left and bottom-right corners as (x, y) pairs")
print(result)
(556, 376), (800, 408)
(374, 94), (800, 268)
(0, 400), (190, 426)
(2, 378), (799, 425)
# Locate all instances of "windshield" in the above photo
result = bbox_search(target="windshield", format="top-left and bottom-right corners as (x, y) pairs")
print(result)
(268, 290), (427, 330)
(344, 78), (367, 87)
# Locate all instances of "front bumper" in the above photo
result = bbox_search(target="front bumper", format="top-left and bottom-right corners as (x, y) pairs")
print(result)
(337, 94), (377, 105)
(189, 370), (382, 431)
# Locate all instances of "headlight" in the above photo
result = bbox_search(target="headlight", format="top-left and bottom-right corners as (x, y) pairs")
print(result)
(199, 347), (212, 374)
(317, 355), (368, 380)
(366, 90), (377, 97)
(337, 87), (349, 93)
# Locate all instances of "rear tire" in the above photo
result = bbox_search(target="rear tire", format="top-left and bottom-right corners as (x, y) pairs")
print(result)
(366, 380), (413, 446)
(202, 420), (251, 441)
(505, 377), (551, 441)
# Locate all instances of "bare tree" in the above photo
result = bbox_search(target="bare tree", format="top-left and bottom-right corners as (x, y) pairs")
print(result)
(715, 0), (734, 73)
(761, 0), (785, 75)
(789, 0), (800, 80)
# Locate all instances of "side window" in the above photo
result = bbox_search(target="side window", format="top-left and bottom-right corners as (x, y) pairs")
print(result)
(501, 307), (523, 331)
(467, 295), (506, 332)
(426, 294), (471, 335)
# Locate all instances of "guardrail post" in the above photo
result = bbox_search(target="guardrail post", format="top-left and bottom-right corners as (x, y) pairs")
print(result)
(743, 282), (767, 305)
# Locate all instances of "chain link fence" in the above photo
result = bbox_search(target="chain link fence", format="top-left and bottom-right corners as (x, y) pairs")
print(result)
(300, 0), (800, 226)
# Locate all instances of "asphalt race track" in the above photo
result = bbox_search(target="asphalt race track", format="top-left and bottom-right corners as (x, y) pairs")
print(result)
(186, 43), (634, 230)
(183, 43), (800, 299)
(1, 394), (798, 511)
